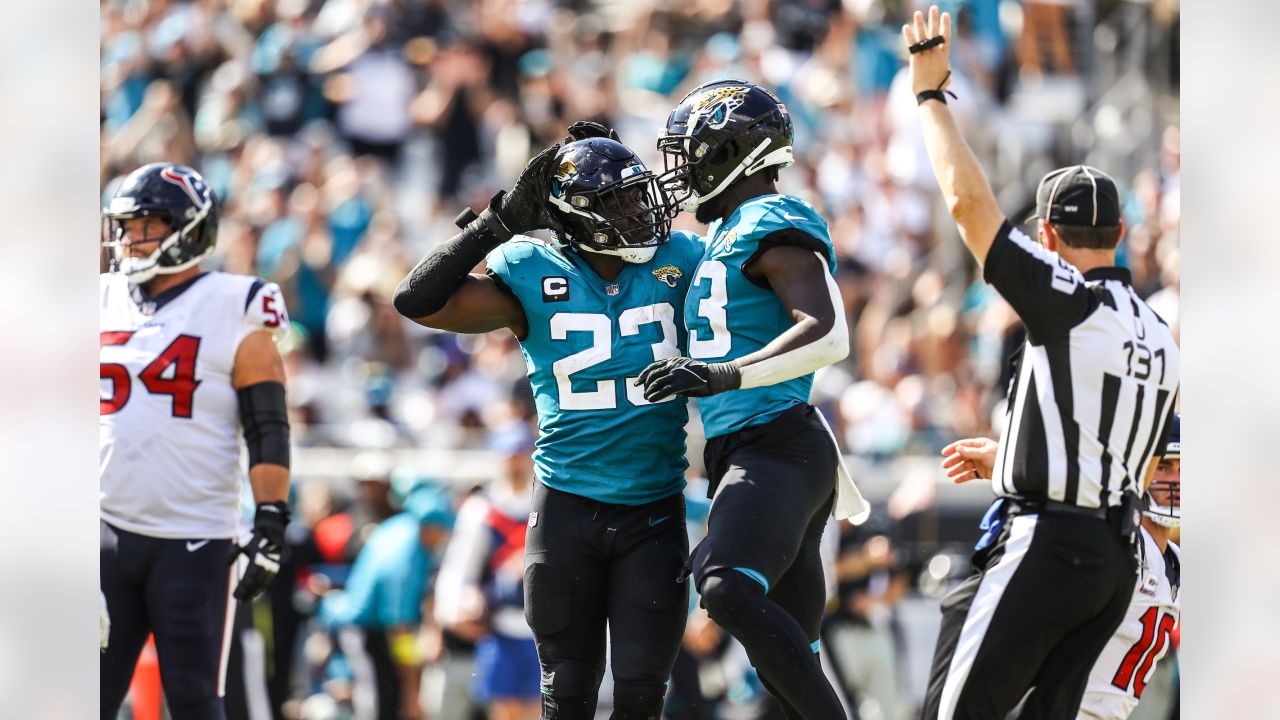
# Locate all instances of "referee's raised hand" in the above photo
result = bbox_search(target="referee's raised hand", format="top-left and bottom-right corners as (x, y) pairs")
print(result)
(902, 5), (953, 97)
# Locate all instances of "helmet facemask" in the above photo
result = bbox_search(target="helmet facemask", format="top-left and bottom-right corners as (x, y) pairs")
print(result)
(657, 127), (792, 215)
(103, 205), (213, 284)
(549, 167), (676, 265)
(1143, 456), (1180, 529)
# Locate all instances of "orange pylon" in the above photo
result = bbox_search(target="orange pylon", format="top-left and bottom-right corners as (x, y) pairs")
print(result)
(129, 635), (163, 720)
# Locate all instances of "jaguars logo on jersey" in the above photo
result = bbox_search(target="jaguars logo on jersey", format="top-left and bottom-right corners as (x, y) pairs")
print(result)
(651, 264), (684, 288)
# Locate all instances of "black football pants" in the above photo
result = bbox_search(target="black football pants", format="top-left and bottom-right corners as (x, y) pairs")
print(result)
(523, 482), (689, 720)
(694, 402), (843, 720)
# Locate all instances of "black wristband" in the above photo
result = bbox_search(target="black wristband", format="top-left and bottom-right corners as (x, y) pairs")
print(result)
(917, 70), (958, 105)
(238, 382), (290, 469)
(255, 501), (291, 528)
(479, 191), (514, 241)
(253, 501), (290, 547)
(917, 89), (949, 105)
(707, 362), (742, 394)
(392, 212), (504, 319)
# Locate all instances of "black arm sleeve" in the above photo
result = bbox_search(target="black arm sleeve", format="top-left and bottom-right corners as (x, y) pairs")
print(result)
(238, 381), (290, 469)
(742, 228), (830, 289)
(392, 210), (505, 319)
(982, 220), (1098, 342)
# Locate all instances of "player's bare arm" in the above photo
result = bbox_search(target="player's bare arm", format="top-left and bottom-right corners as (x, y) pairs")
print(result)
(638, 244), (847, 402)
(231, 327), (292, 600)
(403, 273), (528, 336)
(905, 5), (1005, 265)
(735, 244), (849, 384)
(394, 144), (563, 337)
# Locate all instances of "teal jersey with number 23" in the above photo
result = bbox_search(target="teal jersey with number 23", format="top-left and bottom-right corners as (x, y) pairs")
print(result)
(684, 194), (838, 439)
(487, 232), (706, 505)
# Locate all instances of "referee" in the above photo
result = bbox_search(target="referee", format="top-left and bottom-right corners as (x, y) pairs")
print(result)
(903, 7), (1181, 718)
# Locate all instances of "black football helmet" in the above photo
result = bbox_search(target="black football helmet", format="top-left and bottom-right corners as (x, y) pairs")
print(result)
(547, 138), (676, 264)
(1144, 413), (1180, 529)
(657, 80), (795, 214)
(103, 162), (219, 283)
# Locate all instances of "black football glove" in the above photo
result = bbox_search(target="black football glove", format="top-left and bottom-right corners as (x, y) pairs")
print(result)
(636, 357), (741, 403)
(563, 120), (620, 143)
(483, 144), (563, 239)
(229, 501), (290, 601)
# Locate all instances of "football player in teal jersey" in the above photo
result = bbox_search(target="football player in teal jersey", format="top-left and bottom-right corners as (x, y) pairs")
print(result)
(638, 81), (870, 719)
(393, 123), (705, 720)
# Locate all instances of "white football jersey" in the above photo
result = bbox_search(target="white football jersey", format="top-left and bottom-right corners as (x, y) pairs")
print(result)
(100, 271), (289, 539)
(1079, 528), (1180, 720)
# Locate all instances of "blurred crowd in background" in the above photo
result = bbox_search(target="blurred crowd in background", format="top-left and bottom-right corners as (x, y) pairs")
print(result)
(102, 0), (1181, 717)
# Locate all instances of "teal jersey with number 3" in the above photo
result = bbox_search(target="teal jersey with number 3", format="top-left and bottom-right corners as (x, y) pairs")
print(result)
(487, 233), (705, 505)
(684, 194), (838, 439)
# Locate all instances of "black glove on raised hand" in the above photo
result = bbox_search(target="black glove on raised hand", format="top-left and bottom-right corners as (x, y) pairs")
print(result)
(229, 501), (290, 601)
(636, 357), (741, 403)
(563, 120), (620, 143)
(484, 143), (562, 239)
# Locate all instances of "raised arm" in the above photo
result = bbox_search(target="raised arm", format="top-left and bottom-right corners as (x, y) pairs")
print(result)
(393, 144), (561, 337)
(395, 244), (528, 336)
(903, 6), (1006, 265)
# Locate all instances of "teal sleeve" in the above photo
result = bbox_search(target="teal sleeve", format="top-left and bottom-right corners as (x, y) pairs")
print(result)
(747, 202), (836, 274)
(484, 239), (548, 304)
(484, 244), (512, 282)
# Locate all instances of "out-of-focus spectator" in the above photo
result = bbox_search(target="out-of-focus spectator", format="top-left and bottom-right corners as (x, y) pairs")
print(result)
(411, 41), (494, 204)
(1018, 0), (1078, 78)
(316, 5), (418, 169)
(318, 480), (454, 720)
(434, 422), (540, 720)
(825, 517), (912, 720)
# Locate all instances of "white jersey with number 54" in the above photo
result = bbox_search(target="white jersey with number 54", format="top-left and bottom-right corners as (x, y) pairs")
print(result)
(99, 271), (289, 540)
(1079, 528), (1180, 719)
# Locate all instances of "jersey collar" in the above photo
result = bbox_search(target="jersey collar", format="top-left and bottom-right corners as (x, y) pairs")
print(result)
(1082, 266), (1132, 285)
(130, 272), (209, 314)
(709, 193), (782, 248)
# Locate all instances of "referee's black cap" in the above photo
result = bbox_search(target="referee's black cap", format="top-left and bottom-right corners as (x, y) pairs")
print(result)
(1162, 413), (1180, 459)
(1028, 165), (1121, 227)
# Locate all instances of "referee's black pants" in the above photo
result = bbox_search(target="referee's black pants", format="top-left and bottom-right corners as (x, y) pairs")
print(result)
(922, 510), (1138, 719)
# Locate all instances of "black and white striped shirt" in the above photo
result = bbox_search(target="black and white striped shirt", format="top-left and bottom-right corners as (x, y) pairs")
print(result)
(984, 222), (1180, 509)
